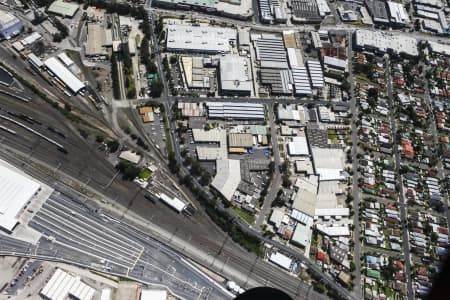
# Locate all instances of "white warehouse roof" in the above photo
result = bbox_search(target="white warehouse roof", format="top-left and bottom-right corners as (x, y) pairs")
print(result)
(45, 57), (85, 93)
(206, 102), (265, 120)
(40, 268), (95, 300)
(288, 136), (309, 156)
(387, 1), (410, 24)
(219, 55), (253, 94)
(0, 162), (40, 233)
(166, 24), (236, 53)
(141, 290), (167, 300)
(355, 29), (418, 56)
(211, 159), (241, 201)
(323, 56), (347, 70)
(269, 252), (292, 270)
(57, 52), (74, 67)
(0, 10), (20, 30)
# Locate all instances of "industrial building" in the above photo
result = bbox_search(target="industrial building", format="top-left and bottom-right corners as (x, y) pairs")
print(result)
(323, 56), (347, 72)
(206, 102), (265, 120)
(387, 1), (410, 26)
(258, 0), (273, 23)
(269, 252), (292, 271)
(166, 24), (236, 53)
(260, 68), (292, 95)
(0, 163), (41, 233)
(292, 175), (319, 216)
(290, 0), (322, 23)
(219, 55), (252, 95)
(192, 128), (228, 160)
(28, 53), (44, 71)
(211, 159), (241, 201)
(288, 136), (310, 156)
(0, 10), (23, 40)
(306, 60), (324, 89)
(229, 133), (254, 148)
(57, 52), (74, 68)
(292, 66), (312, 96)
(141, 290), (168, 300)
(364, 0), (389, 24)
(311, 147), (346, 181)
(316, 0), (331, 17)
(47, 0), (79, 18)
(354, 29), (418, 56)
(177, 102), (205, 117)
(86, 23), (108, 57)
(40, 268), (95, 300)
(44, 57), (85, 94)
(180, 56), (215, 90)
(253, 34), (289, 69)
(428, 41), (450, 56)
(152, 0), (253, 20)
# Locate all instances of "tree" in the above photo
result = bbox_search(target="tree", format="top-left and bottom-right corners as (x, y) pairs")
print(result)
(116, 161), (141, 180)
(107, 140), (120, 153)
(200, 172), (211, 186)
(151, 79), (163, 97)
(96, 135), (105, 143)
(169, 55), (178, 64)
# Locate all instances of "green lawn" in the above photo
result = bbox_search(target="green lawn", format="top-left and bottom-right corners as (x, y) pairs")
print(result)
(139, 168), (152, 180)
(232, 207), (256, 225)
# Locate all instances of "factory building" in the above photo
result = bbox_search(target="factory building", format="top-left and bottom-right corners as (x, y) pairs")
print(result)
(192, 128), (228, 160)
(292, 66), (312, 96)
(354, 29), (418, 57)
(44, 57), (85, 94)
(290, 0), (322, 23)
(0, 10), (23, 40)
(0, 162), (41, 233)
(211, 159), (241, 201)
(28, 53), (44, 71)
(253, 34), (289, 69)
(166, 24), (236, 53)
(364, 0), (389, 24)
(85, 23), (108, 57)
(307, 60), (324, 89)
(206, 102), (265, 120)
(258, 0), (273, 23)
(387, 1), (410, 26)
(219, 55), (252, 96)
(47, 0), (79, 18)
(40, 268), (95, 300)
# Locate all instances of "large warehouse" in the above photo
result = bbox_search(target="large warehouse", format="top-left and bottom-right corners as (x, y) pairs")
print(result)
(47, 0), (79, 18)
(211, 159), (241, 201)
(206, 102), (265, 120)
(219, 55), (253, 95)
(45, 57), (85, 94)
(0, 10), (23, 40)
(166, 24), (236, 53)
(40, 268), (95, 300)
(0, 163), (40, 233)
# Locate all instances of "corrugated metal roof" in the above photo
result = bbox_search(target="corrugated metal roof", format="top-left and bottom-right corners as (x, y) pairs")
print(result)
(44, 57), (85, 93)
(0, 162), (40, 232)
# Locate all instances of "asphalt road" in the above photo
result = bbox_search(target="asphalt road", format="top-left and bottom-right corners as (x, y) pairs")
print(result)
(385, 57), (413, 300)
(255, 104), (282, 228)
(347, 32), (362, 298)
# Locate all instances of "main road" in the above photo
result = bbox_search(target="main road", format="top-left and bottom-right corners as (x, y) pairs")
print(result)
(385, 57), (413, 300)
(255, 104), (282, 229)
